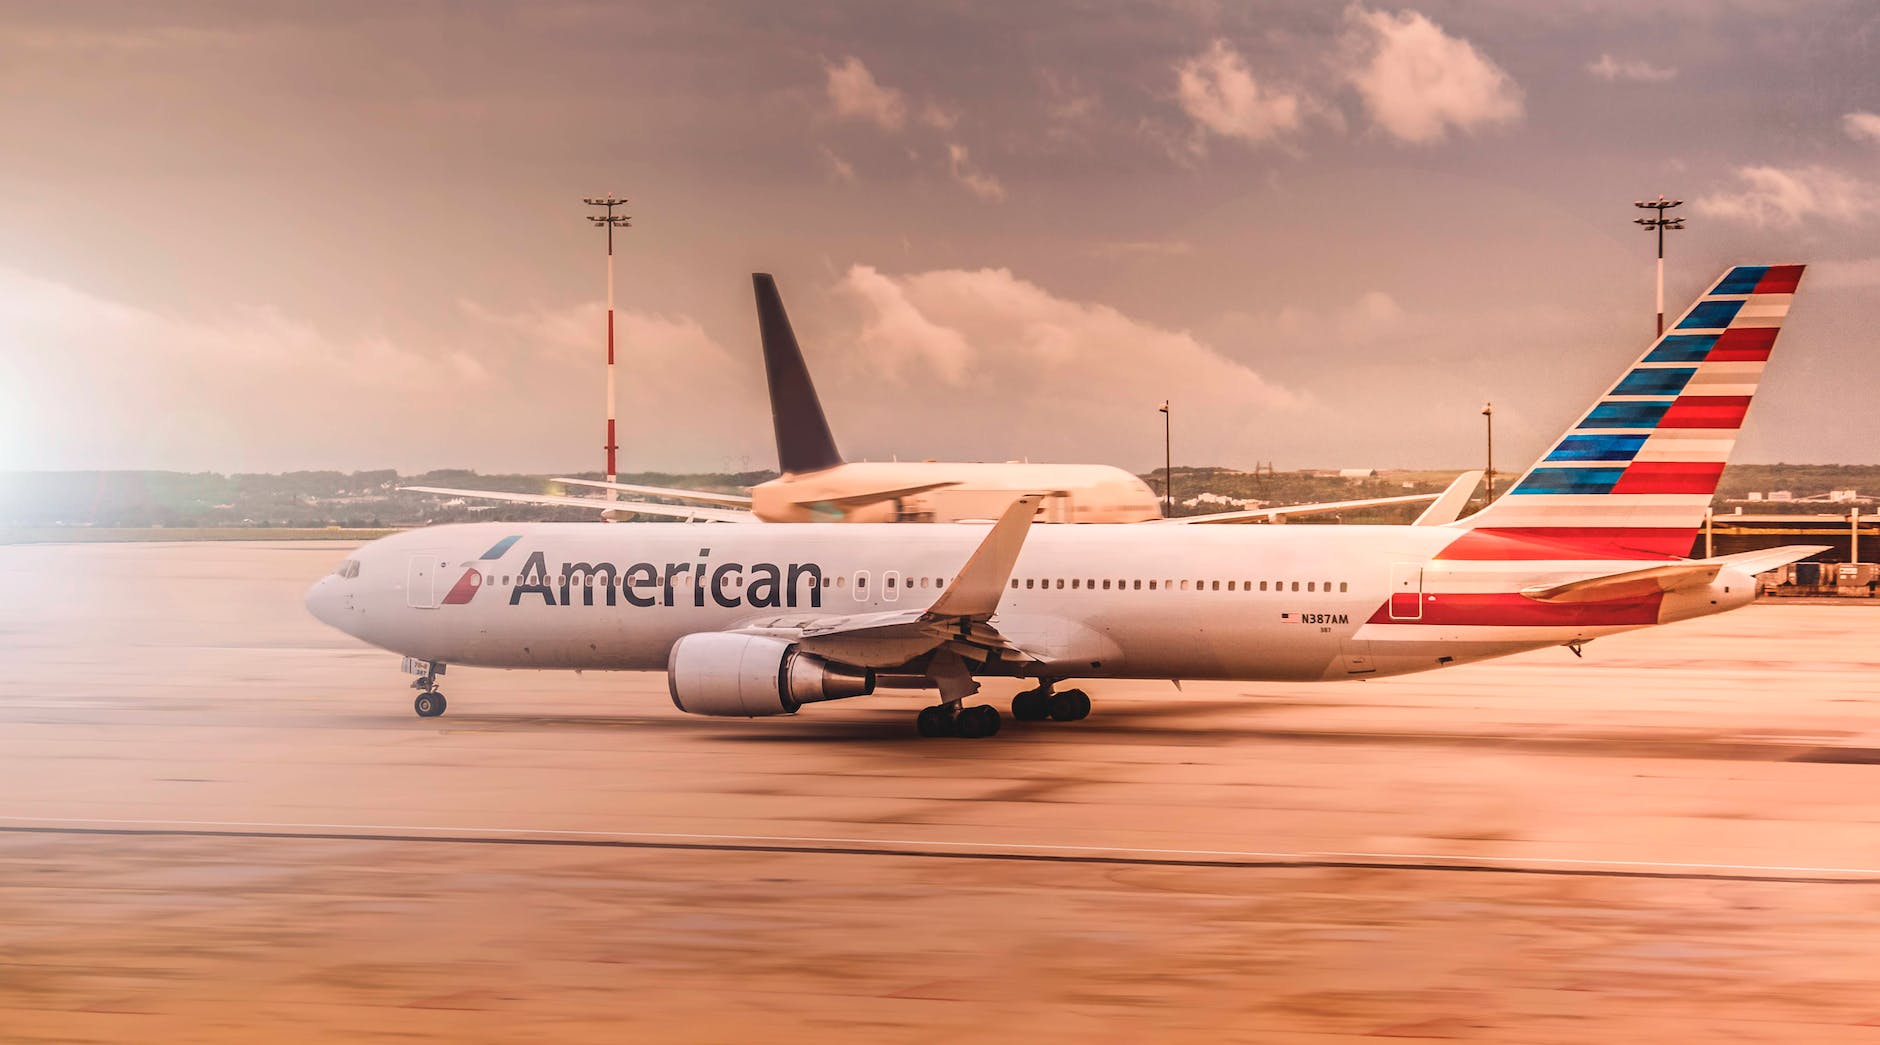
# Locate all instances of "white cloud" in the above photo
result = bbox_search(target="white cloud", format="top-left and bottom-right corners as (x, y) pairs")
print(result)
(946, 143), (1007, 202)
(1586, 54), (1676, 83)
(830, 265), (1302, 465)
(1174, 38), (1303, 147)
(0, 267), (767, 472)
(1696, 165), (1880, 227)
(919, 101), (960, 131)
(1844, 111), (1880, 144)
(824, 56), (907, 131)
(820, 145), (857, 183)
(1808, 258), (1880, 289)
(1344, 6), (1522, 144)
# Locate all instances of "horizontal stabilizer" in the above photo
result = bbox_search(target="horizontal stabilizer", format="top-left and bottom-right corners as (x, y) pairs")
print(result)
(1709, 544), (1831, 577)
(399, 486), (756, 524)
(1520, 544), (1827, 604)
(1413, 471), (1484, 526)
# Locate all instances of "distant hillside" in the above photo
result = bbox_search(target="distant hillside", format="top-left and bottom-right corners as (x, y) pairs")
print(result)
(3, 463), (1874, 529)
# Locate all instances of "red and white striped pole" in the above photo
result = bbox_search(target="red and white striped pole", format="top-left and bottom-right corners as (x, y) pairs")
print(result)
(584, 195), (631, 498)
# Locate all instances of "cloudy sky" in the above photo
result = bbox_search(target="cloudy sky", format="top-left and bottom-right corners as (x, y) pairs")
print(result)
(3, 1), (1877, 476)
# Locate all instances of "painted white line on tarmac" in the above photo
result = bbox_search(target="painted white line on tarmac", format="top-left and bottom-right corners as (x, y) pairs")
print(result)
(2, 813), (1877, 878)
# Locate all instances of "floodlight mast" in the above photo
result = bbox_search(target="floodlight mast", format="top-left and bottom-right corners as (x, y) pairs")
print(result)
(584, 194), (632, 496)
(1633, 195), (1684, 337)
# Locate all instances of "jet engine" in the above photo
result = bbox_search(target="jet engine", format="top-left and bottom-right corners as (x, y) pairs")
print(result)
(667, 633), (876, 717)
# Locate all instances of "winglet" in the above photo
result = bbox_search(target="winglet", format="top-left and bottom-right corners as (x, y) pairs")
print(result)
(926, 494), (1043, 618)
(753, 273), (843, 475)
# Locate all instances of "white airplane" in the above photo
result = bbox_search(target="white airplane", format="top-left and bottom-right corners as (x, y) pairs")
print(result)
(408, 273), (1455, 525)
(307, 264), (1818, 738)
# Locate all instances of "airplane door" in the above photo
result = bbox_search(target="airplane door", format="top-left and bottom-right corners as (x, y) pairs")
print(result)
(1388, 563), (1423, 621)
(407, 552), (443, 609)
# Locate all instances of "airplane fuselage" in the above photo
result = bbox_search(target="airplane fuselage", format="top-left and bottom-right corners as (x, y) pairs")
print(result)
(306, 520), (1754, 685)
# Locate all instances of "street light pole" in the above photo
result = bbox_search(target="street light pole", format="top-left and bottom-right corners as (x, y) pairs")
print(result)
(1482, 402), (1495, 503)
(583, 194), (632, 497)
(1634, 195), (1685, 337)
(1159, 400), (1172, 517)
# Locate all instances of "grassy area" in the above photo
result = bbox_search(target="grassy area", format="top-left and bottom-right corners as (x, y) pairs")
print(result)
(0, 527), (403, 545)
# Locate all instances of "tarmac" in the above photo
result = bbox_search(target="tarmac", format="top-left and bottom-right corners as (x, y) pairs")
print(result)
(2, 540), (1879, 1042)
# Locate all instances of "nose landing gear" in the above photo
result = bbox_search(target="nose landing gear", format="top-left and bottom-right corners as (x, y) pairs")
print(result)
(406, 659), (448, 718)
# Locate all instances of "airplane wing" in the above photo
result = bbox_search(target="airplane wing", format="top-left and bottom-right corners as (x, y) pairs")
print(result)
(1159, 491), (1444, 525)
(399, 486), (757, 524)
(787, 480), (960, 512)
(1412, 471), (1484, 526)
(1520, 545), (1827, 604)
(732, 494), (1044, 671)
(550, 477), (754, 509)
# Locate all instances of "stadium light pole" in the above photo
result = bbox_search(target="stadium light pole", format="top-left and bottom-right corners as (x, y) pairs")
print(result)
(1634, 195), (1685, 337)
(584, 194), (632, 498)
(1482, 402), (1495, 503)
(1159, 400), (1172, 517)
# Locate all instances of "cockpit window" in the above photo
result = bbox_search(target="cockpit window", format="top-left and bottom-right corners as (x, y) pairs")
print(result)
(332, 560), (361, 580)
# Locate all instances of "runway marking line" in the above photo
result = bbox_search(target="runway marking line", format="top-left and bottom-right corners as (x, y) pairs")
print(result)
(0, 814), (1875, 885)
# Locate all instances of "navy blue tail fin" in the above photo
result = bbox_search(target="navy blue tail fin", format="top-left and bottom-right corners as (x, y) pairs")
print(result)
(753, 273), (843, 474)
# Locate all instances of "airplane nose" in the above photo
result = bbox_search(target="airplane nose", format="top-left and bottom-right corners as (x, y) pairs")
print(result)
(305, 575), (343, 629)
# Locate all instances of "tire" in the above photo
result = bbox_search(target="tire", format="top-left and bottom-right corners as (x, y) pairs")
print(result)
(1011, 690), (1048, 721)
(414, 692), (440, 718)
(916, 707), (955, 738)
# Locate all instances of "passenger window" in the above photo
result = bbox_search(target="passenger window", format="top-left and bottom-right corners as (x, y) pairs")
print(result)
(1291, 581), (1300, 592)
(1026, 579), (1035, 589)
(1339, 582), (1348, 593)
(1259, 581), (1268, 591)
(1148, 580), (1157, 591)
(1322, 580), (1330, 591)
(887, 575), (897, 589)
(1227, 581), (1236, 591)
(1102, 580), (1111, 590)
(1211, 580), (1220, 591)
(1010, 579), (1018, 589)
(1180, 580), (1190, 591)
(1071, 579), (1080, 590)
(1056, 579), (1065, 590)
(1133, 580), (1142, 590)
(836, 576), (845, 588)
(1307, 582), (1315, 592)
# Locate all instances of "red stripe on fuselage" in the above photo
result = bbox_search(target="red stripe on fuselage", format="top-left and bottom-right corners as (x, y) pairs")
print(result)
(1658, 395), (1751, 429)
(1609, 461), (1726, 495)
(1366, 590), (1664, 628)
(1436, 528), (1690, 561)
(442, 568), (482, 605)
(1752, 265), (1804, 295)
(1708, 327), (1776, 362)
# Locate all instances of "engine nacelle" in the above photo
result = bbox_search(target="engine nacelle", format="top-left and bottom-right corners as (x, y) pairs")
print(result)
(667, 633), (876, 717)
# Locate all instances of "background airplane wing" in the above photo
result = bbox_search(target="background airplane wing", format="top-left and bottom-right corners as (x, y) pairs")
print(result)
(788, 480), (960, 512)
(1159, 491), (1443, 525)
(399, 485), (757, 523)
(1412, 470), (1484, 526)
(551, 477), (754, 509)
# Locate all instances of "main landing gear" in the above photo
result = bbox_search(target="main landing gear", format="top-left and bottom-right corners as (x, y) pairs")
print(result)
(1010, 683), (1090, 723)
(914, 683), (1092, 739)
(409, 661), (448, 718)
(916, 703), (1002, 739)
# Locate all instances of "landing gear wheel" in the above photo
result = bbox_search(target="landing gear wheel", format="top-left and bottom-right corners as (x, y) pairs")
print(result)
(955, 704), (1002, 739)
(414, 691), (446, 718)
(1011, 689), (1050, 721)
(916, 706), (956, 738)
(1048, 689), (1090, 722)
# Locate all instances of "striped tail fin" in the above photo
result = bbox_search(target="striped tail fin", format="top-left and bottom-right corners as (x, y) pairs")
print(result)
(1446, 264), (1805, 562)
